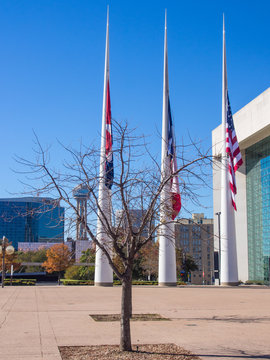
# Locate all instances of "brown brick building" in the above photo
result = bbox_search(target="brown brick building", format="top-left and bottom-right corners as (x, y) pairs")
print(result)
(175, 213), (214, 285)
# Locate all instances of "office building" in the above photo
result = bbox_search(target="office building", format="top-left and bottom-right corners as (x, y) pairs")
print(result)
(0, 197), (64, 249)
(175, 213), (214, 285)
(212, 87), (270, 283)
(66, 237), (93, 261)
(115, 209), (152, 238)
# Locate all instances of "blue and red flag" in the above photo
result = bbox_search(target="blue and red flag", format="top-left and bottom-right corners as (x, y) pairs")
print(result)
(167, 98), (181, 220)
(105, 80), (114, 189)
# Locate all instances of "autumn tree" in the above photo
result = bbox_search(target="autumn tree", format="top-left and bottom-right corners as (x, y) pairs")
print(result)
(43, 244), (74, 284)
(140, 241), (159, 280)
(16, 122), (212, 351)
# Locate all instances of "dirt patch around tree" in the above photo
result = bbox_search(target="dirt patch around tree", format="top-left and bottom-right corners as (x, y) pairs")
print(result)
(89, 313), (170, 322)
(59, 344), (200, 360)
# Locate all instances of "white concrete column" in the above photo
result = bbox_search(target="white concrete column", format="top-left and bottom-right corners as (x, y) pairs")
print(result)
(94, 8), (113, 286)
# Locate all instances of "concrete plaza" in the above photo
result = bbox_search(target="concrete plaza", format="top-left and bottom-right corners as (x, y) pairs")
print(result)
(0, 285), (269, 360)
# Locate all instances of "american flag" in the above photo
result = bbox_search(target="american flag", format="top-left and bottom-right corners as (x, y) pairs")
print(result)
(226, 91), (243, 210)
(167, 98), (181, 219)
(105, 80), (114, 189)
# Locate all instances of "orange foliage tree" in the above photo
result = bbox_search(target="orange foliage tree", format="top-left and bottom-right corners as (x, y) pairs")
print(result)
(42, 244), (73, 284)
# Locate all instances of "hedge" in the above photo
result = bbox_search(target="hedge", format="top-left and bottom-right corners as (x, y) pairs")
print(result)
(62, 279), (186, 286)
(62, 279), (94, 286)
(3, 279), (36, 286)
(245, 280), (266, 285)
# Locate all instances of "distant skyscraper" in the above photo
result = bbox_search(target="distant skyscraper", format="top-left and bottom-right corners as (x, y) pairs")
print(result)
(0, 197), (64, 249)
(73, 184), (90, 241)
(115, 209), (151, 238)
(72, 185), (92, 261)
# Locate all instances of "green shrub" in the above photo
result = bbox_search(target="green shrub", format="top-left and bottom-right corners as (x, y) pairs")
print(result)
(245, 280), (265, 285)
(64, 266), (81, 280)
(114, 280), (186, 286)
(132, 281), (158, 285)
(62, 279), (94, 286)
(177, 281), (187, 285)
(64, 266), (95, 280)
(78, 266), (95, 280)
(62, 279), (187, 286)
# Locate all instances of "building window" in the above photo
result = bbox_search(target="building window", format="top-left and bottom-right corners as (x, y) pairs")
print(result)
(246, 138), (270, 282)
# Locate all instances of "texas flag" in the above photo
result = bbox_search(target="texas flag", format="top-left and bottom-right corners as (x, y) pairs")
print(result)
(104, 79), (114, 190)
(167, 98), (181, 220)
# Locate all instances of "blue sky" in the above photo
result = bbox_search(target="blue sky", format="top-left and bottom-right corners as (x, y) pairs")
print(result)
(0, 0), (269, 219)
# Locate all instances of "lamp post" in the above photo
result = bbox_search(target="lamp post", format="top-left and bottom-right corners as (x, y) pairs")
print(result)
(215, 212), (221, 286)
(0, 236), (15, 288)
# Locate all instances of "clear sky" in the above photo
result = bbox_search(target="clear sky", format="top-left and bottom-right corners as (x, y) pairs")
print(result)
(0, 0), (269, 219)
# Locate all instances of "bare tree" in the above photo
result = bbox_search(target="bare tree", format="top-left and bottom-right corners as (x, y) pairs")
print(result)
(15, 121), (212, 351)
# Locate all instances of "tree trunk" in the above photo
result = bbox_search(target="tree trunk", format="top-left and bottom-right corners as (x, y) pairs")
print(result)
(120, 270), (132, 351)
(58, 273), (61, 285)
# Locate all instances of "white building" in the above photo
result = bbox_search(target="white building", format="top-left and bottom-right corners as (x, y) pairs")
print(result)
(212, 87), (270, 283)
(18, 242), (64, 252)
(19, 239), (92, 261)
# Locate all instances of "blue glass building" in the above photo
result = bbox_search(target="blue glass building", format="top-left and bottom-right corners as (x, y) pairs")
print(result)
(0, 197), (64, 249)
(246, 137), (270, 282)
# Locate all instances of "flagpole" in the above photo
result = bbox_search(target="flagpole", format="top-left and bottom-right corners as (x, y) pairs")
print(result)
(220, 15), (239, 286)
(158, 10), (177, 287)
(94, 7), (113, 286)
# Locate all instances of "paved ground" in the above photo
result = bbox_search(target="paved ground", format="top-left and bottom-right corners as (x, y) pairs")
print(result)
(0, 285), (269, 360)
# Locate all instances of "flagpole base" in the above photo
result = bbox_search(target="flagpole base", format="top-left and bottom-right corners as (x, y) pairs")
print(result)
(158, 282), (177, 287)
(95, 282), (113, 287)
(221, 281), (239, 286)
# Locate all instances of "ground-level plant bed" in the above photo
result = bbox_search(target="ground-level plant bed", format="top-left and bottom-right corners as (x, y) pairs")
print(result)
(62, 279), (187, 286)
(90, 313), (170, 322)
(3, 279), (36, 286)
(59, 344), (200, 360)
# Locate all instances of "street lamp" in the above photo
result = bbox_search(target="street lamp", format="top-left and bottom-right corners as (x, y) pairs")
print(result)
(0, 236), (15, 288)
(215, 212), (221, 286)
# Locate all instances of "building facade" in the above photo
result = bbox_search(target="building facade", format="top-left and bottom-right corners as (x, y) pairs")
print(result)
(0, 197), (64, 249)
(115, 209), (151, 237)
(18, 242), (64, 252)
(175, 213), (214, 285)
(212, 87), (270, 283)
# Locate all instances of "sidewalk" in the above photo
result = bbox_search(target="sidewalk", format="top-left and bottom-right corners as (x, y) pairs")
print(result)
(0, 285), (269, 360)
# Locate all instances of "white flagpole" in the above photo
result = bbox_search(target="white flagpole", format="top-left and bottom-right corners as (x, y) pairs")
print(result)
(158, 10), (177, 286)
(94, 7), (113, 286)
(220, 15), (238, 285)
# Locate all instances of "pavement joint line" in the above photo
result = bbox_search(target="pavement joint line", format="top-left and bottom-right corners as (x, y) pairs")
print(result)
(0, 287), (18, 311)
(47, 303), (62, 357)
(0, 287), (21, 329)
(36, 285), (62, 359)
(35, 287), (44, 359)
